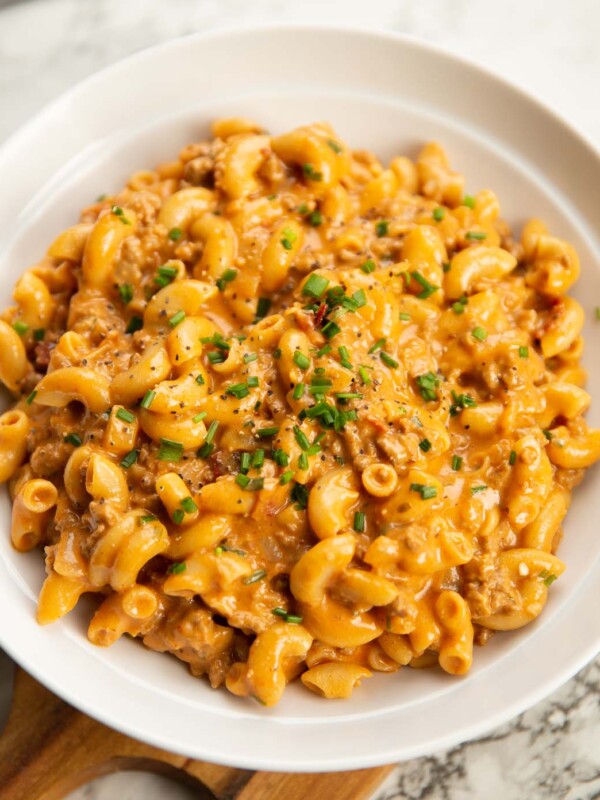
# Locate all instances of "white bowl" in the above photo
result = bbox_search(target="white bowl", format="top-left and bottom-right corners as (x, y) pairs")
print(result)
(1, 25), (599, 772)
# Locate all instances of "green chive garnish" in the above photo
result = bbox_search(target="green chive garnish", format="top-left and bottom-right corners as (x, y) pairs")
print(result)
(140, 390), (155, 409)
(361, 260), (376, 274)
(465, 231), (487, 241)
(118, 284), (134, 304)
(293, 351), (310, 370)
(158, 438), (184, 461)
(353, 511), (366, 532)
(116, 408), (135, 424)
(243, 569), (267, 585)
(257, 426), (279, 438)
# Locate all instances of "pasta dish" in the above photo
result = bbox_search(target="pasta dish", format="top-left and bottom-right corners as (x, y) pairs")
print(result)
(1, 119), (598, 705)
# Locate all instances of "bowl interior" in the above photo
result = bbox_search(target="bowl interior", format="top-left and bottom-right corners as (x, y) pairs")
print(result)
(0, 26), (599, 769)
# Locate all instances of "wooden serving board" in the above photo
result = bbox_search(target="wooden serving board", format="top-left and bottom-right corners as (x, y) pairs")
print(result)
(0, 668), (395, 800)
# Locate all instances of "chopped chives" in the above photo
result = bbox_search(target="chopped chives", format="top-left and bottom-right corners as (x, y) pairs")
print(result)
(411, 271), (439, 300)
(64, 433), (82, 447)
(286, 614), (303, 625)
(293, 383), (305, 400)
(240, 452), (251, 474)
(368, 338), (386, 354)
(168, 227), (183, 241)
(172, 508), (185, 524)
(243, 569), (267, 585)
(181, 497), (197, 514)
(419, 438), (432, 452)
(216, 268), (238, 291)
(247, 376), (259, 388)
(272, 449), (289, 467)
(169, 562), (186, 574)
(298, 452), (309, 470)
(226, 382), (250, 399)
(118, 284), (134, 304)
(353, 511), (366, 532)
(140, 390), (155, 409)
(309, 210), (323, 227)
(303, 163), (323, 181)
(255, 297), (271, 320)
(352, 289), (367, 309)
(293, 425), (310, 451)
(291, 482), (309, 509)
(410, 483), (437, 500)
(280, 470), (294, 484)
(338, 346), (353, 369)
(126, 316), (143, 334)
(252, 449), (265, 469)
(303, 274), (330, 299)
(204, 420), (219, 444)
(207, 350), (226, 364)
(452, 455), (463, 471)
(442, 262), (452, 273)
(257, 426), (279, 438)
(375, 220), (389, 237)
(25, 389), (37, 405)
(116, 408), (135, 424)
(416, 372), (440, 402)
(281, 227), (298, 250)
(235, 473), (250, 488)
(399, 312), (411, 321)
(449, 391), (478, 416)
(472, 326), (488, 342)
(293, 351), (310, 370)
(335, 392), (363, 400)
(452, 298), (468, 315)
(542, 429), (553, 441)
(471, 485), (488, 494)
(244, 352), (258, 364)
(193, 411), (207, 423)
(169, 310), (186, 328)
(359, 366), (371, 386)
(33, 328), (45, 341)
(519, 346), (529, 358)
(156, 264), (178, 283)
(316, 344), (332, 357)
(361, 260), (376, 274)
(463, 195), (476, 209)
(272, 607), (288, 618)
(465, 231), (487, 241)
(139, 515), (157, 525)
(327, 139), (342, 154)
(432, 207), (445, 222)
(158, 438), (184, 461)
(380, 352), (399, 369)
(509, 450), (517, 465)
(322, 320), (342, 340)
(13, 321), (29, 335)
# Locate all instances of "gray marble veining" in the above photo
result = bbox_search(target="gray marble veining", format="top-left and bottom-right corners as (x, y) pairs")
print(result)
(0, 1), (599, 798)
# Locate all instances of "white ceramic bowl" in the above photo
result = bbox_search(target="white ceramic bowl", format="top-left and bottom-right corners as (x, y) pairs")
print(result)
(1, 25), (600, 772)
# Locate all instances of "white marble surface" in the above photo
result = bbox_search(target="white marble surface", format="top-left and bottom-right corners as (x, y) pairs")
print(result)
(1, 1), (599, 798)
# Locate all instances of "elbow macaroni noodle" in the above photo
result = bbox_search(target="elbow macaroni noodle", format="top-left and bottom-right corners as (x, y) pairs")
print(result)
(0, 119), (598, 704)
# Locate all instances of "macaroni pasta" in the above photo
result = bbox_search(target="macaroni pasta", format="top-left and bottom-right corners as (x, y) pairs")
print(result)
(1, 119), (598, 705)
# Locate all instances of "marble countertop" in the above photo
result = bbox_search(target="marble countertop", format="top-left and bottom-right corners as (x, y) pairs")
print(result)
(1, 1), (599, 798)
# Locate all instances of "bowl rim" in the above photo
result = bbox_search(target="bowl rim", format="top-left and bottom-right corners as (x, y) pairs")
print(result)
(1, 22), (600, 772)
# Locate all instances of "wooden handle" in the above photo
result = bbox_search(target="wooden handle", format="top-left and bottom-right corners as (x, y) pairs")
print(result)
(0, 667), (394, 800)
